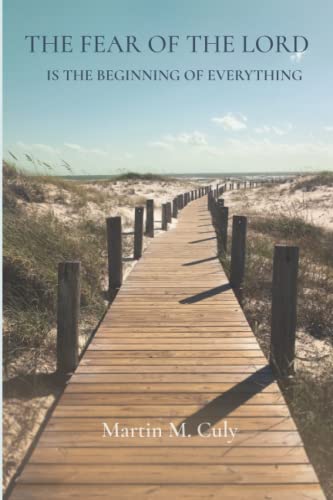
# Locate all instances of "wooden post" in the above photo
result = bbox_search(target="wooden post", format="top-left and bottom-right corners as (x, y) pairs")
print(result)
(134, 206), (144, 260)
(217, 207), (229, 253)
(208, 191), (213, 211)
(107, 216), (123, 290)
(178, 194), (183, 209)
(270, 245), (299, 377)
(57, 261), (80, 374)
(166, 202), (172, 223)
(218, 198), (224, 208)
(172, 197), (178, 218)
(230, 216), (247, 293)
(145, 199), (154, 237)
(161, 203), (168, 230)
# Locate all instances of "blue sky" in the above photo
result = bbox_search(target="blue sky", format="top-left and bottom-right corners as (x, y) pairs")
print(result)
(3, 0), (333, 174)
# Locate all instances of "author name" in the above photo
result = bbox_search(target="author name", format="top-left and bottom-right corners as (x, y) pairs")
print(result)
(102, 421), (238, 443)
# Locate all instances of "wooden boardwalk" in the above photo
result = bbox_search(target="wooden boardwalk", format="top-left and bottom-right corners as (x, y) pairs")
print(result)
(10, 196), (325, 499)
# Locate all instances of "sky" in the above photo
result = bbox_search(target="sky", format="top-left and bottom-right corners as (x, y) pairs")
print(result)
(3, 0), (333, 175)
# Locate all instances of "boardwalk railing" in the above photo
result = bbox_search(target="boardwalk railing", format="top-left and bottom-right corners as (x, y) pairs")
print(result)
(208, 188), (299, 378)
(55, 180), (268, 377)
(56, 186), (211, 375)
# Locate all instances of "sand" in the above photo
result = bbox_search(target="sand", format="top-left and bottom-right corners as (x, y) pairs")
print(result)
(223, 179), (333, 230)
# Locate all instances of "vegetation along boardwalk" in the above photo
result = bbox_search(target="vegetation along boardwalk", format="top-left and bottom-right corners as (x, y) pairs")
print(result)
(9, 192), (325, 499)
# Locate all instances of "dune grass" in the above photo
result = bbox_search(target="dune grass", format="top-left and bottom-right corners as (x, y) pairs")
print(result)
(2, 163), (111, 374)
(291, 171), (333, 191)
(113, 171), (170, 182)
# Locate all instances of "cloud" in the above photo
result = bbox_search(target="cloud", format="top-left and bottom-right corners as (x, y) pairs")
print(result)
(254, 124), (293, 136)
(323, 126), (333, 132)
(64, 143), (107, 155)
(148, 140), (173, 150)
(166, 131), (208, 146)
(222, 137), (333, 158)
(290, 52), (304, 63)
(16, 141), (60, 154)
(149, 131), (207, 150)
(254, 125), (271, 134)
(212, 113), (247, 131)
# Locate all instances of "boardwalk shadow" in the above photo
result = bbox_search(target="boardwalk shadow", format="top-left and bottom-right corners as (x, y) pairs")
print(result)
(178, 366), (273, 435)
(190, 236), (216, 244)
(183, 256), (218, 267)
(180, 284), (231, 304)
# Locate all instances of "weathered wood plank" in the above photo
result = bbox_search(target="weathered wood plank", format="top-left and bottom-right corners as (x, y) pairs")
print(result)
(10, 484), (326, 500)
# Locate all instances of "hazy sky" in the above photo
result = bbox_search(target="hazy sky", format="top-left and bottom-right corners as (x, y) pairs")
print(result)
(3, 0), (333, 175)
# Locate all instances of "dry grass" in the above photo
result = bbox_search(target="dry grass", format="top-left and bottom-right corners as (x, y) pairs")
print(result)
(291, 171), (333, 192)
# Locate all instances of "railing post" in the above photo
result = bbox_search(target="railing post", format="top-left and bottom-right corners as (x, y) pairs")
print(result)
(166, 202), (172, 223)
(134, 206), (144, 260)
(216, 206), (229, 254)
(270, 245), (299, 377)
(207, 191), (213, 212)
(161, 203), (168, 230)
(172, 197), (178, 218)
(230, 216), (247, 294)
(57, 261), (80, 375)
(107, 216), (123, 291)
(145, 199), (154, 237)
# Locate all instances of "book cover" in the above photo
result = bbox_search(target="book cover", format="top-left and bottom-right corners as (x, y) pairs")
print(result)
(2, 1), (332, 499)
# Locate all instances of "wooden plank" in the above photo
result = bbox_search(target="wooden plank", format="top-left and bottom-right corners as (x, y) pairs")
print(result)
(64, 382), (280, 393)
(37, 430), (303, 448)
(81, 360), (267, 373)
(45, 417), (297, 432)
(75, 364), (268, 374)
(53, 404), (291, 418)
(83, 351), (265, 357)
(70, 373), (273, 383)
(18, 464), (318, 484)
(9, 484), (326, 500)
(87, 343), (261, 351)
(30, 442), (305, 463)
(58, 392), (285, 405)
